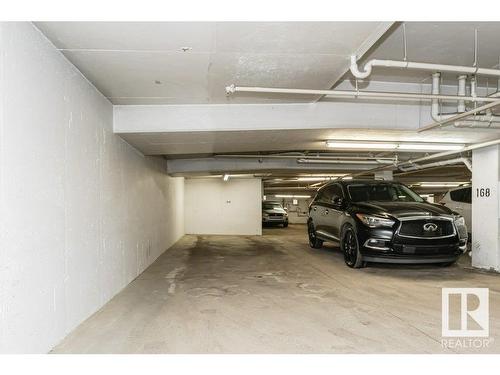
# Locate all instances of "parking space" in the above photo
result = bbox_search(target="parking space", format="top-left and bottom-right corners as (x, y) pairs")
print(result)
(52, 224), (499, 354)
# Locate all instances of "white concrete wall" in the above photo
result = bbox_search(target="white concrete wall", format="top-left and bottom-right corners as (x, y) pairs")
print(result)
(472, 145), (500, 272)
(185, 178), (262, 235)
(0, 22), (185, 353)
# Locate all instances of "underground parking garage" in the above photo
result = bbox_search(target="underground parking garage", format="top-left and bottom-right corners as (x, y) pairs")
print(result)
(1, 19), (500, 357)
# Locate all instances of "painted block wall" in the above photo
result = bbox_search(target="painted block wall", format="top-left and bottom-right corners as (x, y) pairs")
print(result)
(471, 145), (500, 272)
(0, 22), (185, 353)
(184, 178), (262, 235)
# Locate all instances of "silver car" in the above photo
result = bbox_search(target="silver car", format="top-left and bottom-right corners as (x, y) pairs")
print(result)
(262, 201), (289, 227)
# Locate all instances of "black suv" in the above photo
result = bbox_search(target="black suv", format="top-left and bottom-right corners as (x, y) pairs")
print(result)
(307, 180), (468, 268)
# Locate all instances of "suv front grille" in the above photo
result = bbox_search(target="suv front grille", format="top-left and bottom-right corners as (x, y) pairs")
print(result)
(398, 219), (455, 238)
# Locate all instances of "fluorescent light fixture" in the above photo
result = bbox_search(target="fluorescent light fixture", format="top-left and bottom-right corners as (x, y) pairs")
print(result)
(296, 177), (340, 181)
(342, 176), (353, 180)
(275, 194), (311, 199)
(326, 141), (398, 150)
(223, 174), (230, 181)
(297, 158), (392, 165)
(326, 140), (465, 152)
(417, 182), (465, 188)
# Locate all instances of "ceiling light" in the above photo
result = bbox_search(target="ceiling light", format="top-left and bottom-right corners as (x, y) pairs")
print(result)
(325, 140), (465, 152)
(223, 174), (230, 182)
(416, 182), (466, 188)
(326, 141), (398, 150)
(296, 177), (340, 181)
(297, 158), (392, 165)
(275, 194), (311, 199)
(342, 176), (353, 180)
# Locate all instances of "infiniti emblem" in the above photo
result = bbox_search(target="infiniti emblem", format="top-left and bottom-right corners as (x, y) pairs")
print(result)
(423, 223), (438, 232)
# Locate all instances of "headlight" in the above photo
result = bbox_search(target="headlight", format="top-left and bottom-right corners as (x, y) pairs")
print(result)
(454, 216), (468, 240)
(356, 213), (395, 228)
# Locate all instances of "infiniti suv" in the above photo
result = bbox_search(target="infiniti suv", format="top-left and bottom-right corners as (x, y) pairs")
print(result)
(307, 180), (468, 268)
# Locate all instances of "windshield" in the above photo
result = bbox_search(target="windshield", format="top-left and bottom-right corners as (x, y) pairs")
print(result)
(262, 202), (283, 210)
(347, 183), (424, 203)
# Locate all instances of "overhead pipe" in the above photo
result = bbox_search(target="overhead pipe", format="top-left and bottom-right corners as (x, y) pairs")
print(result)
(349, 137), (500, 178)
(214, 154), (396, 162)
(296, 158), (393, 165)
(431, 73), (456, 122)
(397, 157), (472, 173)
(418, 100), (500, 132)
(349, 55), (500, 80)
(225, 85), (498, 103)
(453, 121), (500, 129)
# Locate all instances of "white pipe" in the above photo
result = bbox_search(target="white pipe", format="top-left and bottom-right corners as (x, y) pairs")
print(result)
(454, 120), (500, 128)
(349, 138), (500, 178)
(225, 85), (498, 103)
(399, 157), (472, 173)
(457, 75), (467, 113)
(431, 73), (455, 122)
(431, 73), (468, 122)
(350, 55), (500, 80)
(406, 138), (500, 164)
(419, 100), (500, 132)
(215, 154), (396, 162)
(297, 158), (393, 165)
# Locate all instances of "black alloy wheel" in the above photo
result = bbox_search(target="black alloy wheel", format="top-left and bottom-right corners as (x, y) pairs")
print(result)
(341, 225), (365, 268)
(308, 221), (323, 249)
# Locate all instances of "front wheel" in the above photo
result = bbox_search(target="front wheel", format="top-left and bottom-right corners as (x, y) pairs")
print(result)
(308, 221), (323, 249)
(283, 221), (289, 228)
(341, 225), (365, 268)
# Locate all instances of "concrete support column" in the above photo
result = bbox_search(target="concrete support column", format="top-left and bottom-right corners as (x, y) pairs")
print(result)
(472, 145), (500, 272)
(374, 170), (393, 180)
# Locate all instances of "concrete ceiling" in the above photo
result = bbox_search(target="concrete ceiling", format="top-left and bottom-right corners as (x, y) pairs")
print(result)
(120, 128), (498, 156)
(361, 22), (500, 85)
(35, 22), (391, 105)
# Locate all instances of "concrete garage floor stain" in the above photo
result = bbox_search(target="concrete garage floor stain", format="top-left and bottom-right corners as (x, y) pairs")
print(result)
(51, 225), (500, 354)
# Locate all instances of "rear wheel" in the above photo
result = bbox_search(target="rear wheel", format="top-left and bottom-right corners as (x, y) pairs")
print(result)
(308, 221), (323, 249)
(341, 225), (365, 268)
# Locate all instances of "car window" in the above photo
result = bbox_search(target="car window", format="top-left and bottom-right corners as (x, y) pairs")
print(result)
(347, 183), (424, 203)
(262, 202), (282, 210)
(315, 184), (343, 204)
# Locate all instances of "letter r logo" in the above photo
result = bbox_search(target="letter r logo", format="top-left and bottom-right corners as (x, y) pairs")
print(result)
(442, 288), (489, 337)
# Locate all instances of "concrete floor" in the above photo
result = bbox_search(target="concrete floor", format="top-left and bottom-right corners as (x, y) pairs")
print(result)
(52, 224), (500, 354)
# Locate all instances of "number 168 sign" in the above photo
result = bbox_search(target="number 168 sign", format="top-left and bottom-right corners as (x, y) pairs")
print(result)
(476, 187), (491, 197)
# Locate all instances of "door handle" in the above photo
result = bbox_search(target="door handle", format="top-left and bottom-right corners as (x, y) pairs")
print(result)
(324, 209), (329, 215)
(313, 206), (317, 211)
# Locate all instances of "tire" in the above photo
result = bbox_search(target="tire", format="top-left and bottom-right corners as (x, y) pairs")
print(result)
(283, 222), (289, 228)
(308, 221), (323, 249)
(341, 224), (365, 268)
